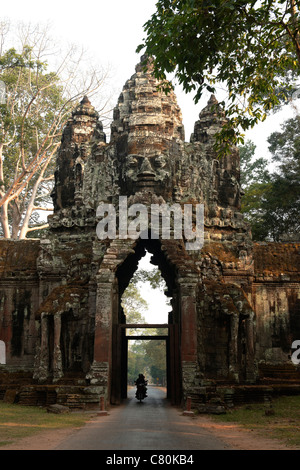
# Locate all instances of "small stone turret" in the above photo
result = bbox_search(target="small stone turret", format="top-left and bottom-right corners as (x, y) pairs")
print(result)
(189, 95), (242, 210)
(51, 96), (105, 212)
(190, 94), (226, 144)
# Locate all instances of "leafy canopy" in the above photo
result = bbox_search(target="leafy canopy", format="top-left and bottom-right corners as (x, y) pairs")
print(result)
(137, 0), (300, 151)
(0, 45), (67, 237)
(264, 116), (300, 240)
(240, 116), (300, 241)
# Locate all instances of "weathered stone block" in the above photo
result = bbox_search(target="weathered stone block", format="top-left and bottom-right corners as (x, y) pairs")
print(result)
(47, 404), (70, 414)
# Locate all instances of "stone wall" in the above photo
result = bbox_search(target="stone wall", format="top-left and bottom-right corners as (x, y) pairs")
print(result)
(253, 243), (300, 365)
(0, 240), (40, 367)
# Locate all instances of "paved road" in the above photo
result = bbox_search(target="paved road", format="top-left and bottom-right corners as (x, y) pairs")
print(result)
(55, 386), (233, 451)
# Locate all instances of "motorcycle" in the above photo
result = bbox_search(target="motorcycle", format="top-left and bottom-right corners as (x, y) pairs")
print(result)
(135, 380), (148, 402)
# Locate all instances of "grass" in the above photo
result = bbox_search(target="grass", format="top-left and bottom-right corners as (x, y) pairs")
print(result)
(0, 402), (93, 447)
(212, 395), (300, 448)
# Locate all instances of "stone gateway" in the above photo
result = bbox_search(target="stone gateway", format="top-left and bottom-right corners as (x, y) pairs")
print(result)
(0, 56), (299, 410)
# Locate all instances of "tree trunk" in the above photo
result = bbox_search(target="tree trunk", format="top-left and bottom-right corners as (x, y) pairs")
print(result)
(289, 0), (300, 66)
(18, 155), (52, 239)
(0, 200), (10, 238)
(11, 199), (21, 239)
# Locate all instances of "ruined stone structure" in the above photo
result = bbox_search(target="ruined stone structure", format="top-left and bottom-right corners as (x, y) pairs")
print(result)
(0, 56), (300, 409)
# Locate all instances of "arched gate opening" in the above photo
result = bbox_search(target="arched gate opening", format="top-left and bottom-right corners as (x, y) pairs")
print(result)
(112, 239), (181, 405)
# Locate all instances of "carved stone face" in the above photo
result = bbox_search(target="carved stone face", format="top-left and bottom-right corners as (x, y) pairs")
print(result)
(218, 171), (242, 208)
(119, 153), (172, 197)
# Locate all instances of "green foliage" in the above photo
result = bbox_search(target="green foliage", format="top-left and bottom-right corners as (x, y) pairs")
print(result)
(130, 267), (165, 290)
(127, 335), (167, 385)
(0, 42), (71, 237)
(239, 140), (270, 188)
(127, 342), (150, 384)
(263, 116), (300, 240)
(122, 283), (148, 320)
(0, 21), (111, 238)
(137, 0), (300, 152)
(0, 47), (65, 163)
(241, 180), (274, 240)
(240, 139), (272, 240)
(145, 337), (167, 385)
(240, 117), (300, 241)
(121, 283), (148, 335)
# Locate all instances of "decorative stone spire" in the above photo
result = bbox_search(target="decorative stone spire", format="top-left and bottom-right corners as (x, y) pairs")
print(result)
(72, 95), (98, 119)
(51, 97), (105, 212)
(110, 55), (185, 156)
(207, 94), (218, 105)
(81, 95), (91, 105)
(190, 94), (226, 144)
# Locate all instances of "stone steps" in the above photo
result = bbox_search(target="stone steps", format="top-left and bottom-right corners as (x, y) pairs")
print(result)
(189, 382), (300, 414)
(258, 363), (300, 380)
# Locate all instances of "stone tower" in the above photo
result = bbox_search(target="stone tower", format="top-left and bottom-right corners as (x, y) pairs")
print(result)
(41, 55), (256, 403)
(1, 55), (298, 410)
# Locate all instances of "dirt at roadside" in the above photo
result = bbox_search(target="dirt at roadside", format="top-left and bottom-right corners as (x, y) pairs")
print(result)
(0, 427), (80, 450)
(193, 415), (297, 450)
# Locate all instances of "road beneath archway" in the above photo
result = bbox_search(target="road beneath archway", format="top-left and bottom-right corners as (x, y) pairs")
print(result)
(54, 386), (232, 450)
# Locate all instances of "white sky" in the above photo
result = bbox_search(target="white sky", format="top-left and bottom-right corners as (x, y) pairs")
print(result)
(2, 1), (299, 321)
(135, 252), (170, 324)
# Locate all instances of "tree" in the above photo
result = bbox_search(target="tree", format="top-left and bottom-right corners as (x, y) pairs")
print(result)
(240, 118), (300, 241)
(240, 140), (272, 240)
(129, 266), (165, 290)
(239, 140), (270, 188)
(137, 0), (300, 151)
(122, 279), (150, 382)
(121, 283), (148, 329)
(0, 21), (111, 239)
(145, 337), (167, 385)
(264, 116), (300, 240)
(127, 343), (150, 384)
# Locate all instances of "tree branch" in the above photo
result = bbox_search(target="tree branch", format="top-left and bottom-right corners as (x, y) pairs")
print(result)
(26, 223), (49, 232)
(32, 206), (53, 211)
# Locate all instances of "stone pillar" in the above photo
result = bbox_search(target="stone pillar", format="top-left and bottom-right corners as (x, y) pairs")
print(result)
(36, 313), (49, 383)
(228, 313), (239, 382)
(179, 277), (199, 400)
(0, 340), (6, 364)
(86, 271), (114, 401)
(245, 310), (257, 382)
(53, 313), (63, 383)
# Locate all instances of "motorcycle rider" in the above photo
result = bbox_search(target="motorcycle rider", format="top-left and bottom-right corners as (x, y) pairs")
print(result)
(135, 373), (148, 398)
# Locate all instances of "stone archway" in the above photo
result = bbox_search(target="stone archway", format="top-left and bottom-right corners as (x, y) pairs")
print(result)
(113, 239), (181, 405)
(87, 237), (199, 407)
